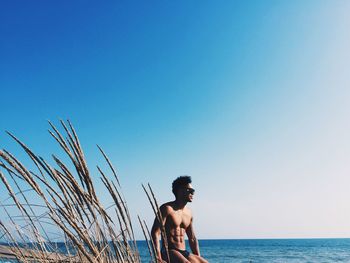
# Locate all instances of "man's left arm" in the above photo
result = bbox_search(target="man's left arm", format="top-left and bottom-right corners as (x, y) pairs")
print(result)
(186, 218), (200, 256)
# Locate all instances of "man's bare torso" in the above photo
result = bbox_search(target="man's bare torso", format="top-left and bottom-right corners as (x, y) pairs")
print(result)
(162, 201), (192, 250)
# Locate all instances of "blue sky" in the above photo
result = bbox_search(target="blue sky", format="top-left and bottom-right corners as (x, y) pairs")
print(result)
(1, 1), (350, 239)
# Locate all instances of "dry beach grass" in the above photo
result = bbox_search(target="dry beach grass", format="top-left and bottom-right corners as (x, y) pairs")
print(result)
(0, 121), (168, 263)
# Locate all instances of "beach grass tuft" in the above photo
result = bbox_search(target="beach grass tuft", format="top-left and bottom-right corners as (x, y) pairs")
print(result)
(0, 120), (145, 263)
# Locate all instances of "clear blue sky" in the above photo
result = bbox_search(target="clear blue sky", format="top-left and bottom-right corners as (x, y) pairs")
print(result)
(1, 0), (350, 239)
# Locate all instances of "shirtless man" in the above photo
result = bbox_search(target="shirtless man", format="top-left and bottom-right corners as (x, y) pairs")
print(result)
(151, 176), (208, 263)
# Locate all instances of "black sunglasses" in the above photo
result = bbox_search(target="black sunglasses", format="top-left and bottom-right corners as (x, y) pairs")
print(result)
(185, 188), (195, 195)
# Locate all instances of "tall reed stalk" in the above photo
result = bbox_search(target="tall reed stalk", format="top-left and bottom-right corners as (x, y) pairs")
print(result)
(141, 184), (170, 263)
(0, 120), (142, 263)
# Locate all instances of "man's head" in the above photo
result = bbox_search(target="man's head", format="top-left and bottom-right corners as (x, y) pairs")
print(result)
(172, 176), (195, 202)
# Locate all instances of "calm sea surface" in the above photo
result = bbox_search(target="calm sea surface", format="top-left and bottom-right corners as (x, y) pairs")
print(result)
(138, 239), (350, 263)
(1, 239), (350, 262)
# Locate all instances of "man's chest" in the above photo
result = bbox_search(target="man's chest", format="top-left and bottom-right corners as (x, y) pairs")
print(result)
(168, 210), (192, 228)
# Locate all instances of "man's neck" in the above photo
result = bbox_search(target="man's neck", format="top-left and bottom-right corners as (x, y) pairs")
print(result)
(174, 198), (187, 210)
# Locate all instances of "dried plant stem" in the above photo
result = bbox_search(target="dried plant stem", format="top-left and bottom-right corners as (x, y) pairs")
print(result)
(0, 120), (142, 263)
(142, 184), (171, 263)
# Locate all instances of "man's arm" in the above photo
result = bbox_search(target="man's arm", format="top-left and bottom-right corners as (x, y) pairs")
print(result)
(186, 218), (200, 256)
(151, 205), (168, 263)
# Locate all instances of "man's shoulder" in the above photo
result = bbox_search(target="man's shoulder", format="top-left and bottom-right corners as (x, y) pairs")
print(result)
(160, 201), (175, 212)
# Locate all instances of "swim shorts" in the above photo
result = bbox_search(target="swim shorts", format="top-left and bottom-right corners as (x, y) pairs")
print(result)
(162, 247), (190, 260)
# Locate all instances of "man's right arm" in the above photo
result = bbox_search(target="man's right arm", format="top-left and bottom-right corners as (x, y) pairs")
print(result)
(151, 204), (168, 263)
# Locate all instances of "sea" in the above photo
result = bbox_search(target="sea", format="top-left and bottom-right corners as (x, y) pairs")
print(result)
(139, 239), (350, 263)
(1, 238), (350, 263)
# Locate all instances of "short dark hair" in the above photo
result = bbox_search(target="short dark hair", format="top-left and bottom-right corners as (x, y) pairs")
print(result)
(172, 176), (192, 197)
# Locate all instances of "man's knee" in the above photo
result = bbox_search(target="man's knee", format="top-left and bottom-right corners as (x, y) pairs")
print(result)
(196, 257), (208, 263)
(188, 255), (203, 263)
(189, 255), (208, 263)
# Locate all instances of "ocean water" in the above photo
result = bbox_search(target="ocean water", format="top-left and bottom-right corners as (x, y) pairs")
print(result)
(1, 239), (350, 262)
(138, 239), (350, 263)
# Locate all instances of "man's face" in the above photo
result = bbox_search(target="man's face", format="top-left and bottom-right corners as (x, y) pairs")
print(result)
(178, 183), (195, 202)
